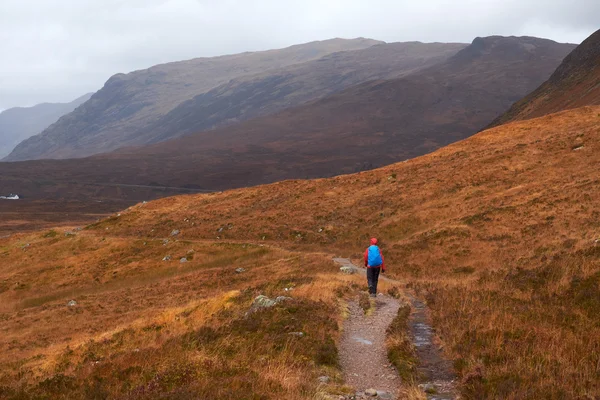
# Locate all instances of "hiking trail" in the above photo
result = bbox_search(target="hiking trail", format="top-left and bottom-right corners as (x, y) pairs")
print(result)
(333, 258), (457, 400)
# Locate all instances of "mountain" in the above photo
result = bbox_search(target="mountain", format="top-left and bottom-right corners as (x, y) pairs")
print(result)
(139, 41), (467, 143)
(0, 36), (575, 205)
(4, 38), (386, 161)
(2, 105), (599, 399)
(0, 93), (92, 158)
(488, 29), (600, 127)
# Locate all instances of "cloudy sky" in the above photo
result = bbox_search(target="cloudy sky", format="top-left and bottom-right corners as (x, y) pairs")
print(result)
(0, 0), (598, 110)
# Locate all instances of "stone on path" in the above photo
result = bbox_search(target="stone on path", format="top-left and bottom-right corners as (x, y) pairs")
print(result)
(364, 388), (378, 397)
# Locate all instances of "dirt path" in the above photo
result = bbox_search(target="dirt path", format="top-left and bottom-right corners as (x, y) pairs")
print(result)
(339, 296), (401, 399)
(333, 258), (457, 400)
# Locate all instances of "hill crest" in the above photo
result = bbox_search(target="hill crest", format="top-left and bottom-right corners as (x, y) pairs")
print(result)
(488, 29), (600, 127)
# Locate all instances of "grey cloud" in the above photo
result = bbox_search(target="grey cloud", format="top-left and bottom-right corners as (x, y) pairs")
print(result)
(0, 0), (598, 108)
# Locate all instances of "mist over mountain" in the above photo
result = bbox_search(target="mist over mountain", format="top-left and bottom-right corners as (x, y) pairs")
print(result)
(0, 93), (92, 159)
(4, 38), (384, 161)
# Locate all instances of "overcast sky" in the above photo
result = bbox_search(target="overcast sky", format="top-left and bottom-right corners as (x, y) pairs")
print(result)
(0, 0), (598, 110)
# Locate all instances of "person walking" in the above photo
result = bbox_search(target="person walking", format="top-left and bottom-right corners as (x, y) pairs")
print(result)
(364, 238), (385, 297)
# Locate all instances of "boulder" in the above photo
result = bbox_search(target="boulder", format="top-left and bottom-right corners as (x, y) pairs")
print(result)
(275, 296), (293, 303)
(252, 295), (277, 309)
(340, 266), (355, 274)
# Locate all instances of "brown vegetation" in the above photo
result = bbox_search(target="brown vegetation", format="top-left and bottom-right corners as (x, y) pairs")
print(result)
(1, 106), (599, 398)
(87, 106), (599, 398)
(0, 229), (374, 399)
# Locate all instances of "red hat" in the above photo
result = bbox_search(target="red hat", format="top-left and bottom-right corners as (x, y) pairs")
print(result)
(370, 238), (378, 245)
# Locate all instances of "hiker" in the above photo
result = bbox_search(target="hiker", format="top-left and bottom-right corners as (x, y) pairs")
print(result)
(364, 238), (385, 297)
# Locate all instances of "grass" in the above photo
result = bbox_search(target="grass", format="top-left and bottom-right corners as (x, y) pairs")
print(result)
(1, 106), (600, 398)
(386, 303), (418, 382)
(0, 230), (375, 399)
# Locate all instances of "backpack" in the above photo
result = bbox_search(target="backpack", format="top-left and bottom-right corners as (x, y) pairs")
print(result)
(367, 245), (383, 267)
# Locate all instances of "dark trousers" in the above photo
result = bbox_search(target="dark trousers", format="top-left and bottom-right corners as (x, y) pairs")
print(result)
(366, 267), (381, 295)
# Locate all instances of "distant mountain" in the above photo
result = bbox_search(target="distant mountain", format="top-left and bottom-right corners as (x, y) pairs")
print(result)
(0, 93), (92, 159)
(141, 41), (467, 143)
(5, 38), (384, 161)
(488, 29), (600, 128)
(0, 36), (575, 203)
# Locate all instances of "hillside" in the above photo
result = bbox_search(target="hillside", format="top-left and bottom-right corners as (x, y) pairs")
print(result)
(4, 38), (382, 161)
(141, 42), (467, 143)
(0, 93), (92, 158)
(488, 29), (600, 127)
(1, 106), (599, 399)
(0, 36), (575, 207)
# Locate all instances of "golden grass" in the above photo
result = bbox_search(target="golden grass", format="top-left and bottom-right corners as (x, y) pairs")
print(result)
(2, 106), (600, 398)
(86, 106), (599, 398)
(0, 227), (375, 399)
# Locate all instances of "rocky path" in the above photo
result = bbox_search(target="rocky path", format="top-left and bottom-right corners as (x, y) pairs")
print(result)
(339, 296), (401, 399)
(333, 258), (457, 400)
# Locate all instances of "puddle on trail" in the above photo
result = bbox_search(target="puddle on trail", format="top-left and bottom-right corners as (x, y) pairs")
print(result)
(352, 336), (373, 345)
(408, 296), (457, 400)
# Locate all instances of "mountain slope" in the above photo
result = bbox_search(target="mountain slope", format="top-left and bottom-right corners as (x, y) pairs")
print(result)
(142, 42), (467, 143)
(0, 36), (575, 203)
(0, 93), (92, 158)
(488, 29), (600, 127)
(100, 36), (577, 185)
(4, 38), (384, 161)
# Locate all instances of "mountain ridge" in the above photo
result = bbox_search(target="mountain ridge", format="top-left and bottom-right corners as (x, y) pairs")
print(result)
(4, 38), (386, 161)
(141, 41), (467, 143)
(487, 29), (600, 127)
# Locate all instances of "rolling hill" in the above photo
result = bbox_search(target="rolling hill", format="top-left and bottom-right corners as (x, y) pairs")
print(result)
(0, 93), (92, 158)
(488, 28), (600, 127)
